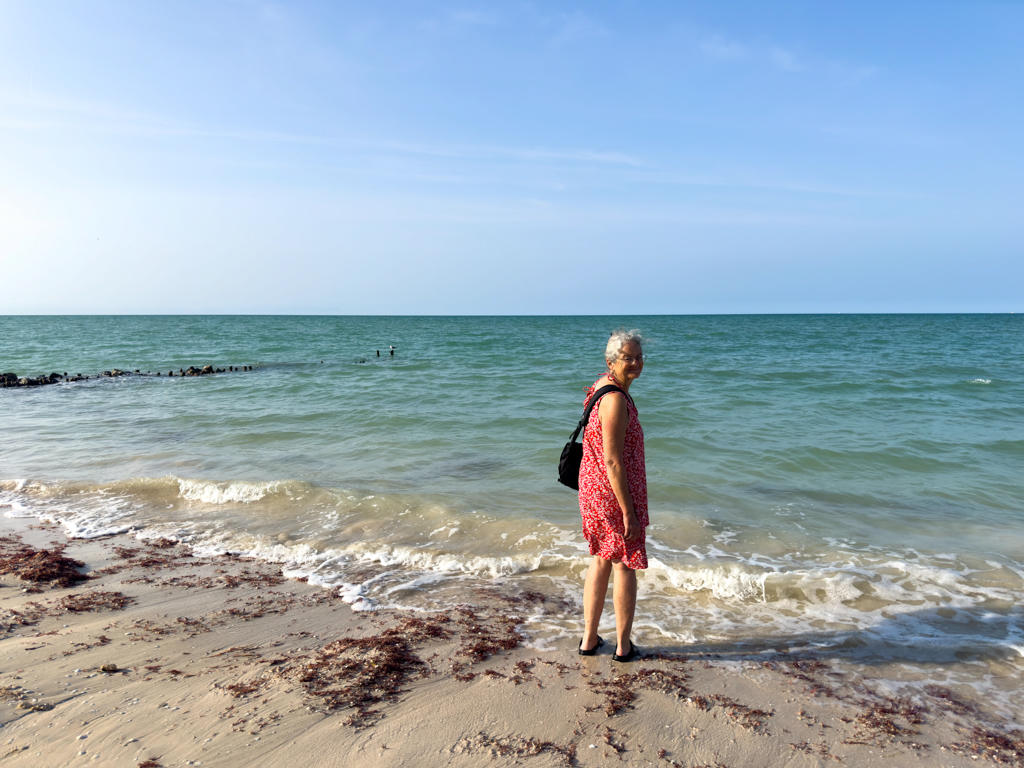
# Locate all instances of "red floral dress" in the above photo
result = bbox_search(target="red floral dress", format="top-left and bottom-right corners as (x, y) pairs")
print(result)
(578, 376), (648, 569)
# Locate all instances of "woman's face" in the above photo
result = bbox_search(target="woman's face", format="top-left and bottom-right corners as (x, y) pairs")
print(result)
(608, 340), (644, 383)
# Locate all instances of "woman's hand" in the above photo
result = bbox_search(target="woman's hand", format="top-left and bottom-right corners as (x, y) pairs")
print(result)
(623, 511), (642, 542)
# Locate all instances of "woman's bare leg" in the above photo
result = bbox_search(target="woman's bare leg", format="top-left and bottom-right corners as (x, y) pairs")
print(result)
(612, 561), (637, 656)
(582, 556), (613, 651)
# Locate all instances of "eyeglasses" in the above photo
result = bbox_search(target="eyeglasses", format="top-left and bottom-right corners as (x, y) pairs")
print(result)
(616, 355), (647, 365)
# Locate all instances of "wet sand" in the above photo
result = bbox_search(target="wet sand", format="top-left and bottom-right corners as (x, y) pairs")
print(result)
(2, 515), (1020, 768)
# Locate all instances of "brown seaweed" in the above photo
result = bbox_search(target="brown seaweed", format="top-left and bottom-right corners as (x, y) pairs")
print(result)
(454, 731), (578, 767)
(57, 591), (133, 612)
(0, 540), (89, 587)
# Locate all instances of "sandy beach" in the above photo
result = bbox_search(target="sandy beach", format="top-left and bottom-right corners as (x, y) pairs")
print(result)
(2, 515), (1021, 768)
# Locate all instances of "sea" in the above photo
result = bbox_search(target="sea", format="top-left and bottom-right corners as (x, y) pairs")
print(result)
(1, 314), (1022, 716)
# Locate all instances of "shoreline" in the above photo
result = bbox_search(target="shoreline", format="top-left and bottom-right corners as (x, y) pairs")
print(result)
(2, 515), (1022, 767)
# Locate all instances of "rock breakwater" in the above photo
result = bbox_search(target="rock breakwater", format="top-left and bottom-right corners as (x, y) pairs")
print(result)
(0, 365), (257, 388)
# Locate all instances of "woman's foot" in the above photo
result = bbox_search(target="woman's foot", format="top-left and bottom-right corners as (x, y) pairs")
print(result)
(578, 636), (604, 656)
(612, 639), (642, 663)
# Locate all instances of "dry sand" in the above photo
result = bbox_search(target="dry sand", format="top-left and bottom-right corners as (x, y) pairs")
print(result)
(2, 515), (1021, 768)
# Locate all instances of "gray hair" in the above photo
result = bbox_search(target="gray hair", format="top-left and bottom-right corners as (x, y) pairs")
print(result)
(605, 329), (644, 363)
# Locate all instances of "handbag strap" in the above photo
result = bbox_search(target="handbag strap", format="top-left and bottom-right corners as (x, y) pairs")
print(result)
(568, 384), (632, 443)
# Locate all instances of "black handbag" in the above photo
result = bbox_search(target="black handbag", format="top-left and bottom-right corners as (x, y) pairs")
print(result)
(558, 384), (627, 490)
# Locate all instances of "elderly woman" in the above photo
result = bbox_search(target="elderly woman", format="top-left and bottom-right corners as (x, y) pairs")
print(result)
(578, 329), (647, 662)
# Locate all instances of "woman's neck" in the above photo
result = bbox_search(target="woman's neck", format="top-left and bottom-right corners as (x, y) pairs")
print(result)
(606, 371), (630, 392)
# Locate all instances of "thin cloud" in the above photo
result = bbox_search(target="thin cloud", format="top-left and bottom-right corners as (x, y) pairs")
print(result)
(372, 140), (642, 166)
(699, 35), (747, 61)
(697, 34), (804, 73)
(0, 99), (892, 199)
(698, 33), (876, 80)
(257, 2), (289, 25)
(769, 47), (803, 72)
(548, 11), (609, 47)
(831, 62), (881, 84)
(646, 169), (881, 198)
(421, 8), (500, 33)
(0, 88), (165, 127)
(0, 88), (644, 168)
(448, 9), (499, 26)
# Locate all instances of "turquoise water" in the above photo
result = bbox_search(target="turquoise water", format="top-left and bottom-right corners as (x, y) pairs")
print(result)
(2, 315), (1023, 711)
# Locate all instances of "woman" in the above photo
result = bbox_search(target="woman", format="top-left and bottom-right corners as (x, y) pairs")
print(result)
(578, 329), (647, 662)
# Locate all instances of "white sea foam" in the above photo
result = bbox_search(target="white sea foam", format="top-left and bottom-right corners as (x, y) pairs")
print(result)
(968, 378), (992, 384)
(712, 530), (739, 546)
(350, 545), (538, 579)
(635, 548), (1024, 672)
(2, 499), (32, 517)
(177, 478), (279, 504)
(62, 518), (135, 539)
(646, 558), (768, 601)
(0, 481), (139, 538)
(337, 583), (375, 611)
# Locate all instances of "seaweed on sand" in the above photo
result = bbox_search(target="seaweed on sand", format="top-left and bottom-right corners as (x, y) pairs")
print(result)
(839, 694), (927, 748)
(943, 727), (1024, 764)
(57, 590), (134, 612)
(586, 664), (772, 734)
(222, 677), (269, 698)
(101, 541), (193, 574)
(587, 666), (691, 717)
(453, 732), (578, 767)
(1, 602), (48, 633)
(454, 606), (523, 662)
(924, 685), (982, 719)
(472, 586), (573, 615)
(277, 607), (529, 728)
(0, 538), (89, 588)
(789, 741), (843, 762)
(281, 614), (453, 727)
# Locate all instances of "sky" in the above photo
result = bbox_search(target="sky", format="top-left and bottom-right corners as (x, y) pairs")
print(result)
(1, 0), (1021, 314)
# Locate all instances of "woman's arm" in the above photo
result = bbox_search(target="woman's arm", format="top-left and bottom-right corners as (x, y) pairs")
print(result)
(599, 393), (642, 542)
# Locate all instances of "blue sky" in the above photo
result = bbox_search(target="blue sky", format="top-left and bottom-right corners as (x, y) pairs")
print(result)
(1, 1), (1021, 314)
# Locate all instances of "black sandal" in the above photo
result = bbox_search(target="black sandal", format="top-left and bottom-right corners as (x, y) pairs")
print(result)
(578, 636), (604, 656)
(612, 641), (642, 663)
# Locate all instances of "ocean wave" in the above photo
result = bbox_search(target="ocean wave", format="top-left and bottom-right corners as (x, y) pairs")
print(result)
(177, 478), (282, 504)
(646, 558), (768, 601)
(643, 557), (1022, 658)
(265, 542), (539, 581)
(1, 478), (141, 538)
(2, 475), (330, 514)
(349, 545), (538, 579)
